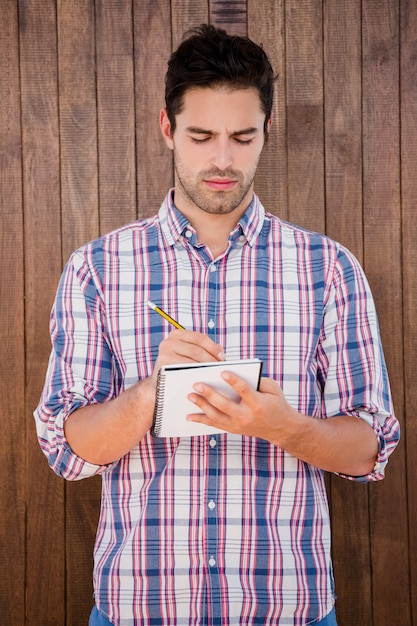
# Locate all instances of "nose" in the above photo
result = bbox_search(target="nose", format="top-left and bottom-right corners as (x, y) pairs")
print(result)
(211, 137), (233, 171)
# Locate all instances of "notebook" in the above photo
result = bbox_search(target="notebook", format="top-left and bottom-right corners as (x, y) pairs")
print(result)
(151, 358), (263, 438)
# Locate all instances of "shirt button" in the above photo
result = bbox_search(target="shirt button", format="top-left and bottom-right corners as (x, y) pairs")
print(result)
(208, 500), (216, 510)
(185, 230), (192, 239)
(209, 438), (217, 448)
(210, 264), (217, 272)
(209, 556), (216, 567)
(208, 319), (215, 329)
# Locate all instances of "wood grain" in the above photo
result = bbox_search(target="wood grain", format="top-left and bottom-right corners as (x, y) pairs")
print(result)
(58, 0), (99, 256)
(324, 0), (363, 258)
(210, 0), (247, 35)
(285, 0), (325, 232)
(171, 0), (209, 49)
(249, 0), (288, 220)
(96, 0), (136, 232)
(134, 0), (173, 217)
(401, 0), (417, 621)
(0, 1), (25, 623)
(19, 0), (65, 623)
(362, 1), (410, 624)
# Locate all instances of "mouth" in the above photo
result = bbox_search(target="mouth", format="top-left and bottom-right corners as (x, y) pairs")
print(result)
(203, 178), (238, 191)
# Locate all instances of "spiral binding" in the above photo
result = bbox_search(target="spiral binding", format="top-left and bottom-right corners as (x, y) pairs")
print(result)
(150, 369), (166, 436)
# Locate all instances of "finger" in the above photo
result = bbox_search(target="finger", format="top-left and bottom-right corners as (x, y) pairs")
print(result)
(220, 371), (258, 402)
(188, 385), (235, 415)
(186, 395), (230, 428)
(188, 378), (244, 419)
(186, 412), (229, 431)
(162, 330), (225, 362)
(186, 393), (242, 435)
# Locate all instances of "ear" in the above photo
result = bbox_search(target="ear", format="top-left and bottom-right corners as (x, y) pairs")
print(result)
(263, 117), (273, 143)
(159, 109), (174, 150)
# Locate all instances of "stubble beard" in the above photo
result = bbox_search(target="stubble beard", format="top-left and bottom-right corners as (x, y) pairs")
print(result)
(174, 160), (258, 216)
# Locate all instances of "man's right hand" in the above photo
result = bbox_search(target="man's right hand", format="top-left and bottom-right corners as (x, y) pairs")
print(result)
(151, 329), (226, 385)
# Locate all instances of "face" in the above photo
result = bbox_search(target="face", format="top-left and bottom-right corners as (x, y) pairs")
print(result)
(160, 86), (271, 219)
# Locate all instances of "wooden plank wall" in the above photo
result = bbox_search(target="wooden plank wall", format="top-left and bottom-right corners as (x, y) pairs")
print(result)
(0, 0), (415, 624)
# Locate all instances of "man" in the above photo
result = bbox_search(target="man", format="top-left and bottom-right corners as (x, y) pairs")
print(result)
(35, 24), (399, 626)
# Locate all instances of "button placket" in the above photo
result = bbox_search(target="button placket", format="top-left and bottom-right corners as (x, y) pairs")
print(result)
(207, 262), (218, 338)
(206, 435), (220, 578)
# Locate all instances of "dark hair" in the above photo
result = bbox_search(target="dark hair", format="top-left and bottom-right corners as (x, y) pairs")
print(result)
(165, 24), (275, 136)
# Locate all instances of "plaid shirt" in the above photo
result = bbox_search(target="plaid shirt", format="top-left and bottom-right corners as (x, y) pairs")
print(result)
(35, 191), (399, 625)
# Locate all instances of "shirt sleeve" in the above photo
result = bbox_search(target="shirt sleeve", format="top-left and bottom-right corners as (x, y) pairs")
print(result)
(34, 249), (118, 480)
(318, 243), (400, 482)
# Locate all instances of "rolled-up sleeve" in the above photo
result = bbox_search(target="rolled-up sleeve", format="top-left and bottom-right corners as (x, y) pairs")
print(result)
(34, 250), (117, 480)
(319, 244), (400, 482)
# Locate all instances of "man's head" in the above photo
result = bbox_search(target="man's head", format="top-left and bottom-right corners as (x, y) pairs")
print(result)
(164, 24), (275, 138)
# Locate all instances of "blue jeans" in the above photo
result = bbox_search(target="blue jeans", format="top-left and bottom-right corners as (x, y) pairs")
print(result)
(89, 605), (337, 625)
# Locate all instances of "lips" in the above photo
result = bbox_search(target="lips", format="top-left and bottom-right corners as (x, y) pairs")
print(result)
(204, 178), (237, 191)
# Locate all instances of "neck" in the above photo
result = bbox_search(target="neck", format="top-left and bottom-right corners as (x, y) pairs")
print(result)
(172, 187), (253, 258)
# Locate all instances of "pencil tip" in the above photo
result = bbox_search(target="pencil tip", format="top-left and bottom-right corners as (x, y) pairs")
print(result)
(147, 300), (156, 310)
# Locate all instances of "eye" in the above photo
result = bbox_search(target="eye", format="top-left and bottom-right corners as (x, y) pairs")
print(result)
(190, 136), (210, 144)
(234, 137), (254, 145)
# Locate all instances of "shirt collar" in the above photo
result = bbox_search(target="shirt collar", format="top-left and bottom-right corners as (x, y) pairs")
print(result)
(159, 189), (265, 248)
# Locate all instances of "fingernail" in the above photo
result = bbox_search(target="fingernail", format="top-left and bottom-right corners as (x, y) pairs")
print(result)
(218, 351), (226, 361)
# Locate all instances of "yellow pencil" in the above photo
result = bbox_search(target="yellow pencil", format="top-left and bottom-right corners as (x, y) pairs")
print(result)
(147, 300), (185, 330)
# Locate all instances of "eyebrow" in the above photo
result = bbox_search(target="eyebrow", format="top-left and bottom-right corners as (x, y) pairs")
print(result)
(186, 126), (259, 137)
